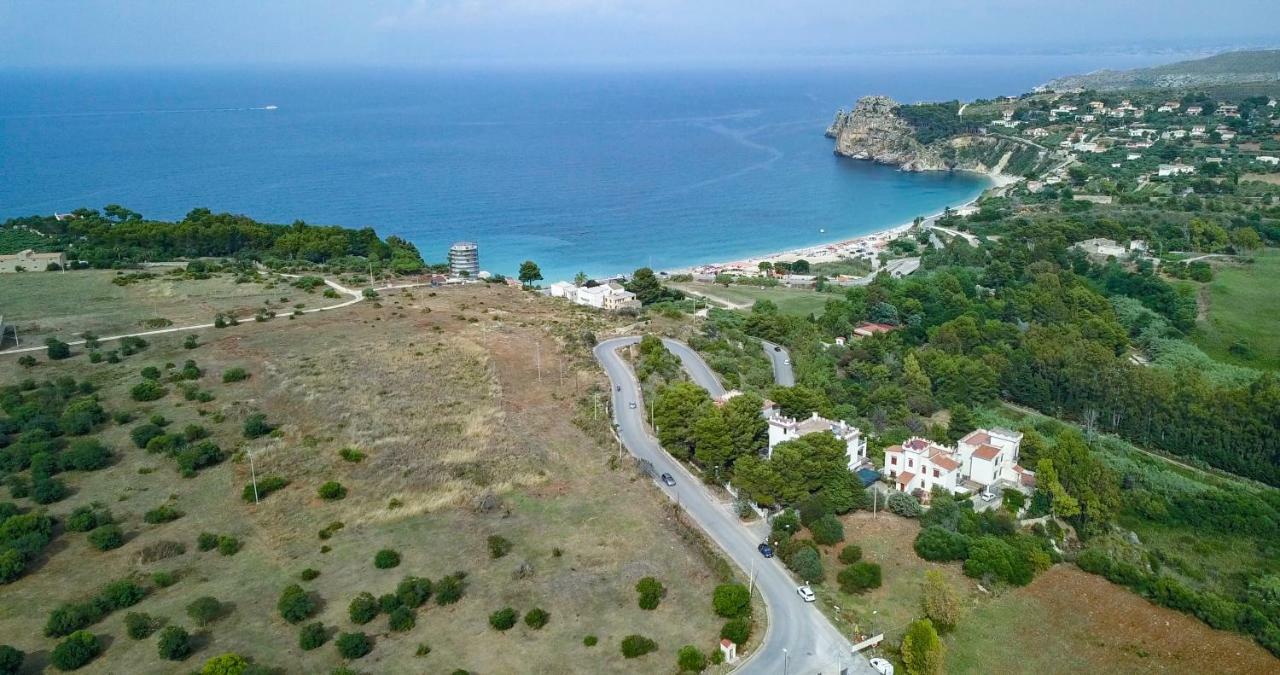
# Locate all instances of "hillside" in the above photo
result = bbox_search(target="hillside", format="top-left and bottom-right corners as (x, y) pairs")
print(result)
(1043, 49), (1280, 91)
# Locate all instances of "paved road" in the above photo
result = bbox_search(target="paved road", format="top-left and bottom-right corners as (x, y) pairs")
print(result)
(759, 339), (795, 386)
(595, 337), (868, 675)
(660, 337), (727, 399)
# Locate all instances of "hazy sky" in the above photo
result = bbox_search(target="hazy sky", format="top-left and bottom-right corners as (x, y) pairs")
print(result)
(3, 0), (1278, 68)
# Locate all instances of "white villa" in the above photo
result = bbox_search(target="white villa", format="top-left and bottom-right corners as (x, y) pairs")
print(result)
(549, 281), (640, 311)
(884, 428), (1034, 500)
(767, 411), (868, 470)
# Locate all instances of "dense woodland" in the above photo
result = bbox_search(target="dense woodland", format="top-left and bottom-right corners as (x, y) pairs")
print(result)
(0, 206), (428, 273)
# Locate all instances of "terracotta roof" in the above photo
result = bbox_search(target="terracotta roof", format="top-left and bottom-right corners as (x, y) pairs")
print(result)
(930, 455), (961, 472)
(973, 444), (1001, 461)
(896, 471), (916, 486)
(962, 430), (991, 445)
(721, 639), (733, 647)
(884, 444), (903, 454)
(905, 438), (929, 450)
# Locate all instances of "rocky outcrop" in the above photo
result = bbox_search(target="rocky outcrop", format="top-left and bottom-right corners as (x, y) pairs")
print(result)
(827, 95), (1048, 176)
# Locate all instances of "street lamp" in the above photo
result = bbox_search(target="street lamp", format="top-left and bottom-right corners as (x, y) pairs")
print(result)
(783, 647), (789, 675)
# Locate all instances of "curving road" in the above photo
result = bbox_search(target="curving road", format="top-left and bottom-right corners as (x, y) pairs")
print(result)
(595, 336), (868, 675)
(759, 338), (795, 386)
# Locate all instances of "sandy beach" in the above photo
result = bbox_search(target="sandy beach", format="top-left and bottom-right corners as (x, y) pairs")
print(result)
(668, 169), (1019, 278)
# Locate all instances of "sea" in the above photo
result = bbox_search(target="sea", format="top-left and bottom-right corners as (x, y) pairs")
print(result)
(0, 53), (1173, 281)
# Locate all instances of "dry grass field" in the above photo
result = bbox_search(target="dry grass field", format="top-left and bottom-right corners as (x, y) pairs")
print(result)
(0, 282), (730, 674)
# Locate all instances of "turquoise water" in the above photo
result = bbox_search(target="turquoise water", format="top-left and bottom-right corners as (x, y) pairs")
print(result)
(0, 55), (1168, 281)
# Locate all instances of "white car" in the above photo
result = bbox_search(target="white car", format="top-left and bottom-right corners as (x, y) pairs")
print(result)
(796, 585), (815, 602)
(980, 489), (997, 502)
(868, 657), (895, 675)
(628, 402), (637, 409)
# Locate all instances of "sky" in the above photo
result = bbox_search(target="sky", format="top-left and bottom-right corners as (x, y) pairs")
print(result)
(2, 0), (1278, 69)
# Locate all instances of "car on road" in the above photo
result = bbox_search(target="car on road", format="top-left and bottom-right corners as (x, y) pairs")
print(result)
(773, 345), (781, 352)
(616, 385), (621, 391)
(660, 473), (676, 487)
(783, 358), (791, 365)
(796, 584), (815, 602)
(628, 402), (637, 409)
(757, 542), (774, 558)
(980, 488), (997, 502)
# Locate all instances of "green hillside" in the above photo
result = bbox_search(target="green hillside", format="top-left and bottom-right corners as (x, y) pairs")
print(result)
(1044, 49), (1280, 91)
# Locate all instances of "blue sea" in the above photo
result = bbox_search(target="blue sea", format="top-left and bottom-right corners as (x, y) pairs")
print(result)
(0, 54), (1171, 281)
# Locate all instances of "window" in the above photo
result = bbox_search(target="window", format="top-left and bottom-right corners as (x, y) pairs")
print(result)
(907, 459), (913, 468)
(890, 456), (897, 466)
(933, 469), (940, 478)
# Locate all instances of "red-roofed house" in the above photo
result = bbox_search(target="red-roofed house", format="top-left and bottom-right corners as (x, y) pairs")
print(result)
(883, 427), (1034, 498)
(884, 437), (962, 496)
(956, 427), (1027, 486)
(853, 322), (898, 338)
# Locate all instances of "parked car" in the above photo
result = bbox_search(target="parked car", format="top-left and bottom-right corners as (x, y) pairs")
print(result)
(796, 585), (815, 602)
(616, 385), (621, 391)
(783, 359), (791, 365)
(773, 345), (781, 352)
(757, 542), (774, 558)
(628, 402), (637, 409)
(660, 473), (676, 487)
(980, 488), (997, 502)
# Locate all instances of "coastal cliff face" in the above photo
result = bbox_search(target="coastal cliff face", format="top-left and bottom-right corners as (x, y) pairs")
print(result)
(827, 95), (1043, 175)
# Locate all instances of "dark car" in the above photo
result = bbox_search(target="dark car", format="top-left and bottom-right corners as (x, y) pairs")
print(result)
(757, 542), (774, 558)
(773, 345), (781, 352)
(660, 473), (676, 487)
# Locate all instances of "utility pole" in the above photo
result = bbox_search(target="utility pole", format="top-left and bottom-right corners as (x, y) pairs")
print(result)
(535, 341), (542, 382)
(783, 648), (789, 675)
(749, 558), (756, 595)
(248, 449), (260, 504)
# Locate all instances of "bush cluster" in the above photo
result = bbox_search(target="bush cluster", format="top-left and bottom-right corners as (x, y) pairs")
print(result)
(277, 584), (317, 624)
(635, 576), (665, 610)
(44, 579), (146, 638)
(620, 634), (658, 659)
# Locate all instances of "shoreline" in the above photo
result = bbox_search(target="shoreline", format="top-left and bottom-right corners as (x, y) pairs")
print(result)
(665, 168), (1018, 278)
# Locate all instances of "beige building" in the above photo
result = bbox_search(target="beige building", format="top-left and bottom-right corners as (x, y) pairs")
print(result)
(0, 249), (66, 273)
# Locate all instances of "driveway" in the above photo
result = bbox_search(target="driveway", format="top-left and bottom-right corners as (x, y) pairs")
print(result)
(759, 339), (795, 386)
(595, 336), (870, 675)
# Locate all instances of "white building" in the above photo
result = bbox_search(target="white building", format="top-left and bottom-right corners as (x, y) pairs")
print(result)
(0, 249), (66, 273)
(884, 437), (962, 496)
(767, 411), (868, 470)
(955, 428), (1027, 486)
(1158, 163), (1196, 177)
(548, 281), (576, 298)
(883, 428), (1034, 500)
(574, 282), (640, 311)
(1258, 156), (1280, 166)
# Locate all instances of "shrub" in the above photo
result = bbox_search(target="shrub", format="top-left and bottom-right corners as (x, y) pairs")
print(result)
(243, 475), (289, 502)
(524, 607), (549, 629)
(0, 644), (23, 675)
(620, 634), (658, 659)
(99, 579), (146, 609)
(677, 645), (708, 672)
(144, 504), (184, 524)
(489, 607), (518, 631)
(887, 491), (923, 518)
(373, 549), (400, 569)
(46, 339), (71, 361)
(141, 366), (162, 380)
(838, 561), (883, 594)
(712, 583), (751, 618)
(216, 536), (241, 556)
(838, 544), (863, 564)
(335, 632), (372, 660)
(318, 481), (347, 501)
(720, 617), (752, 645)
(124, 612), (159, 639)
(338, 448), (365, 462)
(242, 414), (273, 439)
(130, 381), (167, 402)
(299, 622), (328, 650)
(197, 532), (220, 551)
(415, 643), (431, 657)
(157, 625), (192, 661)
(186, 596), (224, 626)
(487, 534), (512, 559)
(809, 514), (845, 546)
(396, 576), (432, 607)
(277, 584), (316, 624)
(62, 439), (112, 471)
(583, 635), (598, 647)
(221, 368), (250, 383)
(87, 524), (125, 551)
(300, 568), (321, 581)
(914, 527), (970, 562)
(388, 607), (416, 632)
(901, 618), (945, 675)
(636, 576), (666, 610)
(435, 573), (466, 605)
(17, 355), (36, 368)
(199, 653), (249, 674)
(183, 335), (199, 350)
(378, 593), (403, 613)
(50, 631), (100, 671)
(348, 592), (380, 624)
(785, 546), (824, 584)
(152, 571), (179, 588)
(31, 478), (69, 504)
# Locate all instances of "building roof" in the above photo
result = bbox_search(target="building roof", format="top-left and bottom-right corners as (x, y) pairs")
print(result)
(930, 454), (961, 472)
(896, 471), (916, 486)
(904, 438), (930, 451)
(973, 444), (1001, 461)
(961, 430), (991, 445)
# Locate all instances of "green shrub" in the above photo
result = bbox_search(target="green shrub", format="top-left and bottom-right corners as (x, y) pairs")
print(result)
(144, 504), (184, 524)
(318, 481), (347, 501)
(152, 571), (178, 588)
(712, 583), (751, 618)
(183, 335), (199, 350)
(277, 584), (316, 624)
(216, 536), (241, 556)
(61, 439), (112, 471)
(373, 549), (400, 569)
(378, 593), (403, 613)
(838, 561), (882, 594)
(414, 643), (431, 657)
(157, 625), (192, 661)
(785, 546), (824, 584)
(99, 579), (146, 610)
(838, 544), (863, 564)
(50, 631), (100, 671)
(221, 367), (250, 383)
(636, 576), (666, 610)
(300, 568), (321, 582)
(524, 607), (549, 629)
(299, 622), (328, 651)
(914, 526), (970, 562)
(486, 535), (512, 559)
(140, 366), (161, 380)
(396, 576), (432, 607)
(488, 607), (518, 631)
(130, 380), (167, 402)
(720, 617), (751, 645)
(197, 532), (219, 551)
(388, 607), (416, 632)
(186, 596), (224, 626)
(46, 339), (71, 361)
(87, 524), (124, 551)
(677, 645), (708, 672)
(243, 475), (288, 502)
(583, 635), (598, 647)
(335, 632), (372, 660)
(124, 612), (159, 640)
(31, 478), (69, 504)
(0, 644), (23, 675)
(348, 592), (380, 624)
(435, 573), (466, 605)
(338, 448), (365, 462)
(242, 414), (273, 439)
(620, 634), (658, 659)
(809, 514), (845, 546)
(887, 491), (922, 517)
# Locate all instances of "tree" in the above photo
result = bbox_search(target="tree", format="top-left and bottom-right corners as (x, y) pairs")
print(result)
(636, 577), (666, 610)
(838, 544), (863, 564)
(712, 583), (751, 618)
(785, 546), (824, 584)
(901, 618), (945, 675)
(200, 653), (249, 675)
(518, 260), (543, 287)
(335, 632), (372, 659)
(186, 596), (224, 626)
(46, 338), (71, 360)
(573, 271), (588, 286)
(720, 617), (752, 645)
(945, 404), (976, 444)
(722, 392), (768, 460)
(693, 406), (733, 470)
(921, 570), (961, 633)
(318, 481), (347, 500)
(0, 645), (24, 675)
(157, 625), (192, 661)
(488, 607), (518, 630)
(242, 414), (273, 439)
(524, 607), (549, 629)
(348, 592), (380, 624)
(677, 645), (708, 672)
(626, 267), (664, 305)
(653, 382), (711, 459)
(374, 549), (400, 569)
(837, 561), (882, 593)
(810, 514), (845, 546)
(388, 606), (416, 632)
(901, 352), (934, 413)
(277, 584), (316, 624)
(299, 622), (327, 650)
(50, 631), (100, 671)
(620, 635), (658, 658)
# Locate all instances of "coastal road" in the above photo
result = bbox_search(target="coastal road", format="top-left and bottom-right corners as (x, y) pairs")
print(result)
(759, 338), (795, 386)
(595, 336), (868, 675)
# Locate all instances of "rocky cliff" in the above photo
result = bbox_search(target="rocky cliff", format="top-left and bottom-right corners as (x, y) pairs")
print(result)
(827, 95), (1049, 176)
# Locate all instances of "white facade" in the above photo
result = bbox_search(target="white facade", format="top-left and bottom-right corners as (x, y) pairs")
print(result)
(883, 428), (1033, 499)
(956, 427), (1026, 485)
(883, 437), (962, 496)
(1158, 164), (1196, 177)
(572, 282), (640, 311)
(548, 281), (576, 298)
(766, 411), (867, 470)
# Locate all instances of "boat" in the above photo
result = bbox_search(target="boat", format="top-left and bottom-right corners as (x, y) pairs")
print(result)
(263, 105), (278, 110)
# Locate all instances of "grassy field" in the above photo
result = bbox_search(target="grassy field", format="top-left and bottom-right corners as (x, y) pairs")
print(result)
(0, 270), (337, 346)
(1186, 249), (1280, 370)
(671, 281), (833, 316)
(0, 284), (731, 674)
